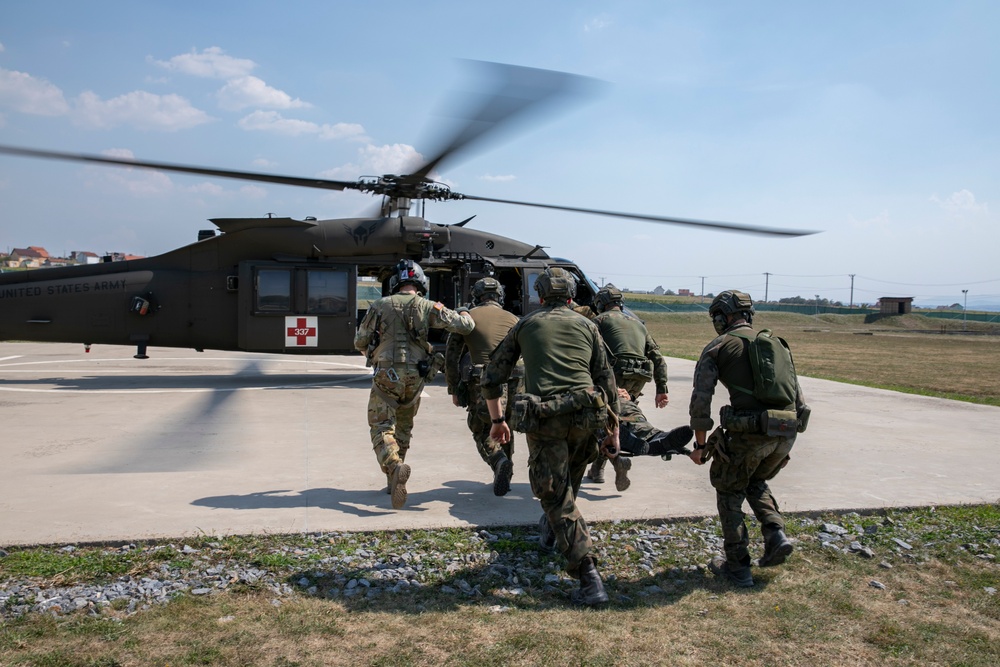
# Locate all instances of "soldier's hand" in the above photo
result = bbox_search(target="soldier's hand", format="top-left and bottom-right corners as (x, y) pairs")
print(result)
(600, 426), (620, 458)
(451, 394), (461, 407)
(689, 448), (706, 465)
(490, 422), (511, 445)
(655, 393), (669, 408)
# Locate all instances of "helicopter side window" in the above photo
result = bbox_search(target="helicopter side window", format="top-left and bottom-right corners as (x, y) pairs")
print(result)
(256, 269), (291, 312)
(526, 271), (542, 306)
(307, 269), (349, 315)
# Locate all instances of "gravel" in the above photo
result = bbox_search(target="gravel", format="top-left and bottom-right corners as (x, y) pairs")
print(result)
(2, 510), (997, 620)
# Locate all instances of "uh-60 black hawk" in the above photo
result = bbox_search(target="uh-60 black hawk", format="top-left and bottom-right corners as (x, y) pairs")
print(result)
(0, 62), (815, 359)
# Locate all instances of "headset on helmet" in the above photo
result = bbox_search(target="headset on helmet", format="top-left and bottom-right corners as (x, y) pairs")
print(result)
(709, 289), (754, 334)
(594, 284), (624, 313)
(389, 259), (429, 295)
(472, 277), (505, 306)
(534, 267), (577, 303)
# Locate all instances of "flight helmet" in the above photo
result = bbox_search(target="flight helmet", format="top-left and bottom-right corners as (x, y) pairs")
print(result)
(389, 259), (429, 295)
(709, 289), (754, 334)
(534, 267), (577, 303)
(594, 284), (624, 313)
(472, 277), (505, 306)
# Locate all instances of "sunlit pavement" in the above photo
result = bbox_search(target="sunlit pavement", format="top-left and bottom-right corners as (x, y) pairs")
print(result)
(1, 342), (997, 546)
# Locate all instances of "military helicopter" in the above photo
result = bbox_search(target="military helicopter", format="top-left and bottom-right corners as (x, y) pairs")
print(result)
(0, 62), (816, 359)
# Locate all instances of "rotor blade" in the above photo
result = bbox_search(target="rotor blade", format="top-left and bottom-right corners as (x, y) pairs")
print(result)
(460, 194), (820, 237)
(410, 61), (602, 181)
(0, 144), (360, 192)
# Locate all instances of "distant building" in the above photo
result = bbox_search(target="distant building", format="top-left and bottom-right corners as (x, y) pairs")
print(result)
(9, 246), (50, 268)
(652, 285), (665, 295)
(70, 251), (101, 265)
(678, 288), (693, 297)
(877, 297), (913, 315)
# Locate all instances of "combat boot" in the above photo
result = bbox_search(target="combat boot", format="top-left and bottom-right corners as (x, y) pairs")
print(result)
(585, 457), (606, 484)
(666, 425), (694, 451)
(388, 461), (411, 509)
(491, 454), (514, 497)
(571, 557), (609, 606)
(709, 556), (754, 588)
(759, 527), (793, 567)
(537, 514), (556, 553)
(610, 455), (631, 492)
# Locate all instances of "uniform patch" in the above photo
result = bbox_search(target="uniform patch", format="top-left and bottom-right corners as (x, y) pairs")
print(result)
(434, 302), (444, 311)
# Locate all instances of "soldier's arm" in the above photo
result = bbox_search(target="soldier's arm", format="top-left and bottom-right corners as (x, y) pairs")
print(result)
(689, 340), (723, 432)
(590, 327), (621, 416)
(646, 332), (670, 395)
(354, 305), (378, 354)
(481, 326), (521, 400)
(428, 301), (476, 335)
(444, 331), (465, 394)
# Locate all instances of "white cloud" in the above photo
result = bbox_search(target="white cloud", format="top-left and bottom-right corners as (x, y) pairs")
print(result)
(0, 67), (70, 115)
(480, 173), (516, 182)
(216, 75), (310, 111)
(318, 143), (423, 180)
(0, 41), (5, 52)
(930, 189), (988, 215)
(850, 210), (891, 229)
(73, 90), (214, 131)
(237, 110), (367, 141)
(584, 15), (612, 32)
(151, 46), (255, 79)
(251, 157), (276, 168)
(240, 184), (268, 199)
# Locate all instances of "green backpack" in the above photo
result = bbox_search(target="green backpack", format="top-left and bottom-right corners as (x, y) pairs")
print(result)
(728, 329), (799, 407)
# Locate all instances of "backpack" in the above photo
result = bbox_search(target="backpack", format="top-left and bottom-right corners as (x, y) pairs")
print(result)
(727, 329), (798, 407)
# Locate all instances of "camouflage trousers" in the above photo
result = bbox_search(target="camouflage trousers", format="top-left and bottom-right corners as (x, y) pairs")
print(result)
(466, 378), (519, 467)
(616, 397), (661, 455)
(525, 413), (601, 577)
(709, 431), (794, 566)
(618, 376), (648, 402)
(367, 366), (424, 474)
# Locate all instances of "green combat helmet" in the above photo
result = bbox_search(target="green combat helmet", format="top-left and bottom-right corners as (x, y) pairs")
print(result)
(709, 290), (755, 334)
(389, 259), (429, 295)
(534, 267), (577, 303)
(472, 277), (505, 306)
(594, 284), (624, 313)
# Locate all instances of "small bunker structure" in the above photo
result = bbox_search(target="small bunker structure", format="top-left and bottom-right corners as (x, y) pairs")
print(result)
(879, 296), (913, 315)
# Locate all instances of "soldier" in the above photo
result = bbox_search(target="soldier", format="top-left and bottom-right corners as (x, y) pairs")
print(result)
(585, 284), (671, 492)
(354, 259), (475, 509)
(688, 290), (809, 587)
(444, 277), (521, 496)
(481, 267), (620, 606)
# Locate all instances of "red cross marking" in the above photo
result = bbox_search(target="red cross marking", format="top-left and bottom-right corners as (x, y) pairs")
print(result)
(287, 317), (317, 345)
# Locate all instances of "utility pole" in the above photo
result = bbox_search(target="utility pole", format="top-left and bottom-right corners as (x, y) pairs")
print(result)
(763, 272), (770, 303)
(962, 289), (968, 331)
(699, 276), (706, 304)
(815, 294), (820, 314)
(849, 274), (855, 309)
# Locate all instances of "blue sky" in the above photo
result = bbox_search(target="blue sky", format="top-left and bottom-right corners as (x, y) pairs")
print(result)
(1, 1), (997, 308)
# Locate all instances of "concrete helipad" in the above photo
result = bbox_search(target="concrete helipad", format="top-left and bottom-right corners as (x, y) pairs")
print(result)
(1, 342), (997, 546)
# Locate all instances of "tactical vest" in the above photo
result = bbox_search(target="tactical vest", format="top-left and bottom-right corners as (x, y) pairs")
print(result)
(373, 293), (432, 368)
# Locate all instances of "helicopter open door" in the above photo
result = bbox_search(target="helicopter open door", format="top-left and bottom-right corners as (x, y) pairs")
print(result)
(238, 261), (358, 353)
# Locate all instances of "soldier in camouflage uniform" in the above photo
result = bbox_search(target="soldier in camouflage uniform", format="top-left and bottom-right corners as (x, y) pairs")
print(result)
(481, 267), (620, 606)
(585, 284), (672, 491)
(616, 388), (694, 460)
(445, 277), (521, 496)
(354, 260), (475, 509)
(688, 290), (807, 587)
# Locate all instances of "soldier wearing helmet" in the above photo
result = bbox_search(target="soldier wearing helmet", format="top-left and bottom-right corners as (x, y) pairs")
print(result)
(444, 277), (521, 496)
(585, 284), (674, 491)
(480, 267), (620, 606)
(354, 259), (475, 509)
(688, 290), (807, 588)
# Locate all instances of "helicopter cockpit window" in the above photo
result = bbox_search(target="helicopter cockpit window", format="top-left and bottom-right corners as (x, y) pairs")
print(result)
(307, 269), (349, 315)
(256, 269), (291, 312)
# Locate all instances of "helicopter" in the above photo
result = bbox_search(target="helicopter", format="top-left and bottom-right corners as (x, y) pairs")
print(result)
(0, 62), (817, 359)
